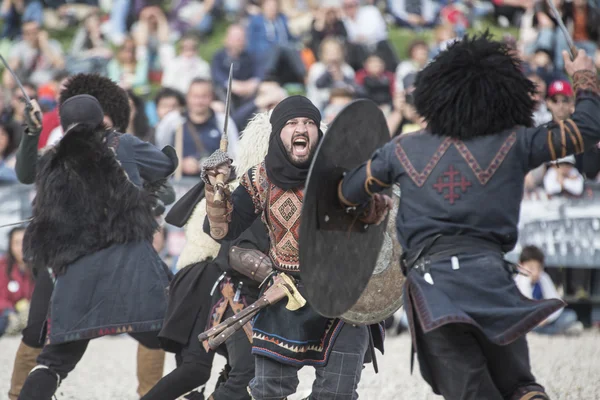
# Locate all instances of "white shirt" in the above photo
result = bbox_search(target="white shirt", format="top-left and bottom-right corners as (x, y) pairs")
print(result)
(515, 272), (563, 322)
(343, 5), (388, 46)
(543, 166), (584, 196)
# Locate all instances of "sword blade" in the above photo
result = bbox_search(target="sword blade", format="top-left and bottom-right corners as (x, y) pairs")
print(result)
(545, 0), (577, 60)
(0, 54), (33, 105)
(220, 64), (234, 152)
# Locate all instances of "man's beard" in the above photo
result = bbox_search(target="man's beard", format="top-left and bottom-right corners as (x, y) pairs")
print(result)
(284, 133), (317, 167)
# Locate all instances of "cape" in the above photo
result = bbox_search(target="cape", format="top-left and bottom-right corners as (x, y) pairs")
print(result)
(23, 124), (158, 275)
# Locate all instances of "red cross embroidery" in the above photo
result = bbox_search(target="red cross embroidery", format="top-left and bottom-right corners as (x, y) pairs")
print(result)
(433, 165), (472, 205)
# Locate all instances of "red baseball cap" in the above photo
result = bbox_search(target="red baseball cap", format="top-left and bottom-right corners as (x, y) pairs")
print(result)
(547, 80), (573, 98)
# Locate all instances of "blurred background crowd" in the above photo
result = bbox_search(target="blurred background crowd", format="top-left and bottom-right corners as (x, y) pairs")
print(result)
(1, 0), (600, 338)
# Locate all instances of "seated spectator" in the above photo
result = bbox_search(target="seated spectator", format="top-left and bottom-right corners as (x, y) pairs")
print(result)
(395, 39), (429, 92)
(6, 82), (36, 145)
(246, 0), (306, 85)
(515, 245), (584, 336)
(308, 1), (348, 60)
(527, 72), (552, 127)
(165, 79), (239, 177)
(127, 90), (154, 143)
(306, 38), (357, 111)
(532, 0), (598, 71)
(389, 73), (426, 136)
(231, 78), (288, 131)
(37, 70), (70, 150)
(0, 0), (43, 40)
(546, 79), (574, 122)
(323, 87), (354, 124)
(170, 0), (217, 38)
(161, 33), (210, 95)
(211, 24), (261, 109)
(107, 36), (150, 94)
(355, 54), (395, 108)
(543, 155), (584, 198)
(387, 0), (440, 30)
(132, 5), (175, 83)
(42, 0), (99, 30)
(279, 0), (319, 37)
(154, 87), (187, 150)
(429, 24), (459, 59)
(0, 227), (34, 337)
(0, 122), (19, 183)
(2, 20), (64, 89)
(67, 11), (113, 75)
(342, 0), (399, 72)
(493, 0), (530, 28)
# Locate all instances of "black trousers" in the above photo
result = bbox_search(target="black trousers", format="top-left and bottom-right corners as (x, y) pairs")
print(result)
(415, 321), (544, 400)
(22, 268), (54, 348)
(142, 308), (254, 400)
(18, 331), (161, 400)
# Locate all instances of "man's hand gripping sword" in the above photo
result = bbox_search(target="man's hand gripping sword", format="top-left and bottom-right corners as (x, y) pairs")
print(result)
(0, 54), (42, 135)
(198, 273), (306, 349)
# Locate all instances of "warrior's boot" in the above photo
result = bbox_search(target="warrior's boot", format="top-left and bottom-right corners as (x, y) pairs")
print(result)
(18, 365), (61, 400)
(136, 344), (166, 397)
(511, 385), (551, 400)
(8, 341), (42, 400)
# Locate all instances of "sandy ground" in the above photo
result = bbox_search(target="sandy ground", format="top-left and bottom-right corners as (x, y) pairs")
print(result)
(1, 330), (599, 400)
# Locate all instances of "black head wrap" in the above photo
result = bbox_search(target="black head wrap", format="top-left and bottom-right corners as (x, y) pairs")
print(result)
(59, 94), (104, 130)
(265, 96), (323, 190)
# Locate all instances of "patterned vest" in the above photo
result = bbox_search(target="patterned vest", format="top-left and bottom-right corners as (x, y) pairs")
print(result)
(240, 161), (304, 273)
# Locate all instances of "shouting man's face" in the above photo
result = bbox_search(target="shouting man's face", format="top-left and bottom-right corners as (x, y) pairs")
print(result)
(280, 117), (319, 167)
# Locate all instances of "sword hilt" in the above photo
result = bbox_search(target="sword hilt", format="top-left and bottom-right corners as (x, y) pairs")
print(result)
(198, 297), (270, 342)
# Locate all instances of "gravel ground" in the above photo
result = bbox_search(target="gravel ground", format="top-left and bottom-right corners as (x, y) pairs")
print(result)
(1, 330), (598, 400)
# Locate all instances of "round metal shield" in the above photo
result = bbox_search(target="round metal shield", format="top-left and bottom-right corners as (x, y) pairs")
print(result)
(340, 185), (404, 325)
(299, 99), (391, 318)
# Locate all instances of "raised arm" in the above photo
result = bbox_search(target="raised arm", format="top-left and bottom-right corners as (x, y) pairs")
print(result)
(522, 50), (600, 170)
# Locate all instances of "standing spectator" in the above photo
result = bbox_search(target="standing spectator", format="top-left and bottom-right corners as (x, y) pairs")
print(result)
(161, 33), (211, 95)
(387, 0), (440, 30)
(306, 38), (357, 111)
(0, 0), (43, 40)
(246, 0), (306, 84)
(308, 1), (348, 60)
(515, 245), (584, 336)
(341, 0), (398, 72)
(528, 72), (552, 126)
(107, 36), (150, 93)
(355, 54), (395, 108)
(211, 24), (261, 109)
(0, 122), (19, 183)
(2, 20), (64, 89)
(154, 87), (187, 151)
(0, 227), (34, 337)
(67, 11), (113, 75)
(168, 79), (239, 177)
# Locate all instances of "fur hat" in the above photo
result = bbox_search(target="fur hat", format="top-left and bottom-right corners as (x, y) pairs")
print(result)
(59, 74), (131, 132)
(413, 31), (536, 140)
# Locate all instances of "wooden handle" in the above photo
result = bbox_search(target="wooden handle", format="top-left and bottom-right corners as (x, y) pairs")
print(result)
(198, 298), (269, 342)
(213, 175), (226, 205)
(207, 312), (256, 349)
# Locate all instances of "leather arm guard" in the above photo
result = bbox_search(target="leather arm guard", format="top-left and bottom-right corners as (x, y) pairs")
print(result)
(206, 183), (232, 240)
(229, 246), (274, 283)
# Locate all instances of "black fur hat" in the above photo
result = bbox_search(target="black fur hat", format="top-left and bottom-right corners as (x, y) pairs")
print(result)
(413, 31), (536, 140)
(59, 74), (131, 132)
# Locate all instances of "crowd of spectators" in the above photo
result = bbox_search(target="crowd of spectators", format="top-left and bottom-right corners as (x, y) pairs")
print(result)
(1, 0), (600, 333)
